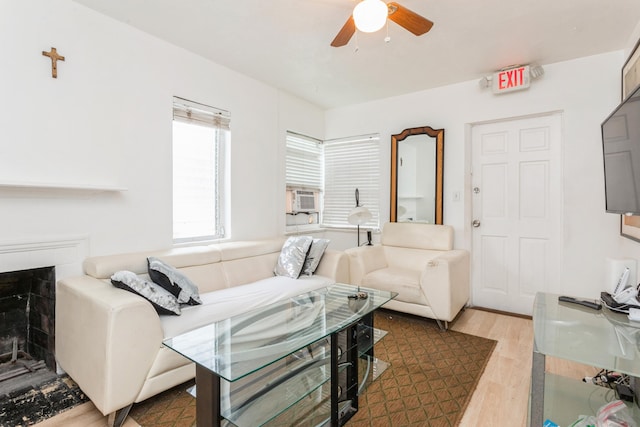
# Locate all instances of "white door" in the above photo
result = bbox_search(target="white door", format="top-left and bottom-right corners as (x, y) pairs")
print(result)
(471, 113), (562, 315)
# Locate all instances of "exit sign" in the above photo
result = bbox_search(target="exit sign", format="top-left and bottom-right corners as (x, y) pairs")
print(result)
(492, 65), (530, 94)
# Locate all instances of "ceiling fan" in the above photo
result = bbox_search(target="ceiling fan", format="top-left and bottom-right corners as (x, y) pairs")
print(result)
(331, 0), (434, 47)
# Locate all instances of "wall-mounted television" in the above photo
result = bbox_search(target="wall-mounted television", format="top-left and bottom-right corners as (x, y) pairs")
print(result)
(602, 85), (640, 215)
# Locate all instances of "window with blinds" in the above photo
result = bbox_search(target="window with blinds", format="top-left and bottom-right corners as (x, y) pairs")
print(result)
(172, 97), (229, 242)
(285, 132), (323, 190)
(322, 135), (380, 229)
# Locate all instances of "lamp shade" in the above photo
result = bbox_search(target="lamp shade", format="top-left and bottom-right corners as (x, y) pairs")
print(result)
(348, 206), (372, 225)
(353, 0), (388, 33)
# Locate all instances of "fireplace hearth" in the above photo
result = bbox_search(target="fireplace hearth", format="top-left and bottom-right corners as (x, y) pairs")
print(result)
(0, 266), (56, 394)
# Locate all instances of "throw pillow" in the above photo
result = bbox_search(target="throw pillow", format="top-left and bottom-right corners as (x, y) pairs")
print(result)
(111, 270), (181, 315)
(147, 257), (202, 305)
(274, 236), (313, 279)
(302, 238), (330, 276)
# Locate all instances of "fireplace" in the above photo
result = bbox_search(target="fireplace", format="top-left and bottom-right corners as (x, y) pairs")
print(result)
(0, 267), (56, 387)
(0, 267), (56, 366)
(0, 235), (87, 395)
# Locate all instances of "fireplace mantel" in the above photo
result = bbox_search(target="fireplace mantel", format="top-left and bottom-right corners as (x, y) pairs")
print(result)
(0, 180), (126, 194)
(0, 236), (89, 280)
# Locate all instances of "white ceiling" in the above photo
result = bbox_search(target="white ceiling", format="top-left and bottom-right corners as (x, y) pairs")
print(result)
(72, 0), (640, 108)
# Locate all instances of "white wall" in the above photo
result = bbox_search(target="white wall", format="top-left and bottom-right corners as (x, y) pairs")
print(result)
(3, 0), (639, 300)
(325, 51), (628, 300)
(0, 0), (324, 257)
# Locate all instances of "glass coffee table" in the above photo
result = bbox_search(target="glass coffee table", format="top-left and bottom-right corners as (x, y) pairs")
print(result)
(163, 283), (397, 427)
(530, 292), (640, 426)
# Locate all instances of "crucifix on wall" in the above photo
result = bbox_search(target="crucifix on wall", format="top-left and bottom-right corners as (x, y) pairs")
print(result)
(42, 47), (65, 78)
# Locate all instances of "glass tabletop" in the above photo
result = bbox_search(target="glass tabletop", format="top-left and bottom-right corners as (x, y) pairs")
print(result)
(163, 283), (397, 382)
(533, 292), (640, 377)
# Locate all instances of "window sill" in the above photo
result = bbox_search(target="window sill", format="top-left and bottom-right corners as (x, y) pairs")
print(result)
(285, 225), (326, 235)
(319, 225), (381, 233)
(173, 237), (231, 248)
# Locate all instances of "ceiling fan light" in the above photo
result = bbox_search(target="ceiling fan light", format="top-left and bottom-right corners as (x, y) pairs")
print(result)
(353, 0), (388, 33)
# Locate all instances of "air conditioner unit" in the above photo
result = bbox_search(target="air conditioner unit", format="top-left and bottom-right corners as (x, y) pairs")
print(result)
(292, 190), (318, 213)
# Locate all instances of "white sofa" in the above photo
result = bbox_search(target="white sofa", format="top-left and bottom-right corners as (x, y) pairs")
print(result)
(55, 238), (348, 425)
(345, 222), (469, 329)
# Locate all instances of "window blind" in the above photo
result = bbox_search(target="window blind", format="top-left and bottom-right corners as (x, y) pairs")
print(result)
(173, 97), (230, 130)
(322, 134), (380, 228)
(285, 132), (323, 190)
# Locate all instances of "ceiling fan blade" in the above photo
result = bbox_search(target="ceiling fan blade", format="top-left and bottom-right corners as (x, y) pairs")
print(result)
(331, 16), (356, 47)
(387, 2), (434, 36)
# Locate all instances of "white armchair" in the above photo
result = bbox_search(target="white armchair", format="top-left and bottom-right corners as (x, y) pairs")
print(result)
(345, 222), (469, 329)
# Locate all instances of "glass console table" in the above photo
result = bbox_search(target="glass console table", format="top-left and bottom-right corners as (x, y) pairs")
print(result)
(163, 283), (397, 427)
(530, 292), (640, 426)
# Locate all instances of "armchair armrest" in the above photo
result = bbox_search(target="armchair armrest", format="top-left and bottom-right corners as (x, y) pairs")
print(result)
(345, 245), (388, 285)
(419, 249), (470, 322)
(314, 249), (349, 283)
(56, 275), (164, 415)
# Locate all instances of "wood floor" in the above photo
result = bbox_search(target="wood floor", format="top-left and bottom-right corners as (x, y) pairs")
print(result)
(34, 308), (595, 427)
(453, 309), (593, 426)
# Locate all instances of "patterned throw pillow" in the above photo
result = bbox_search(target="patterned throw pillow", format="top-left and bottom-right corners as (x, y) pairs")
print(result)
(302, 238), (330, 276)
(147, 257), (202, 305)
(274, 236), (313, 278)
(111, 270), (181, 315)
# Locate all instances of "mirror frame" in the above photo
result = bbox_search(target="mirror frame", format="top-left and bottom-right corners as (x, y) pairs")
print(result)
(390, 126), (444, 224)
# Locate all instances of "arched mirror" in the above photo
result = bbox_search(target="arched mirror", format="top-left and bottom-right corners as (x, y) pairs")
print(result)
(390, 126), (444, 224)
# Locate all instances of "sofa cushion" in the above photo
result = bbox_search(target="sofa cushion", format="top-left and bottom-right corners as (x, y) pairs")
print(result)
(274, 236), (313, 278)
(111, 270), (181, 315)
(302, 238), (330, 276)
(84, 246), (222, 279)
(217, 239), (285, 261)
(160, 274), (334, 338)
(381, 222), (453, 251)
(148, 257), (202, 305)
(383, 247), (443, 271)
(361, 267), (428, 306)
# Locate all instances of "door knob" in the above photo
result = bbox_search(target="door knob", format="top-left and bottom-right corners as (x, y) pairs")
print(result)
(472, 219), (481, 228)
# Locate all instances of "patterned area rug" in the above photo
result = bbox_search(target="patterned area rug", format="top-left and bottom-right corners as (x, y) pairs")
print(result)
(129, 310), (496, 427)
(348, 310), (496, 426)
